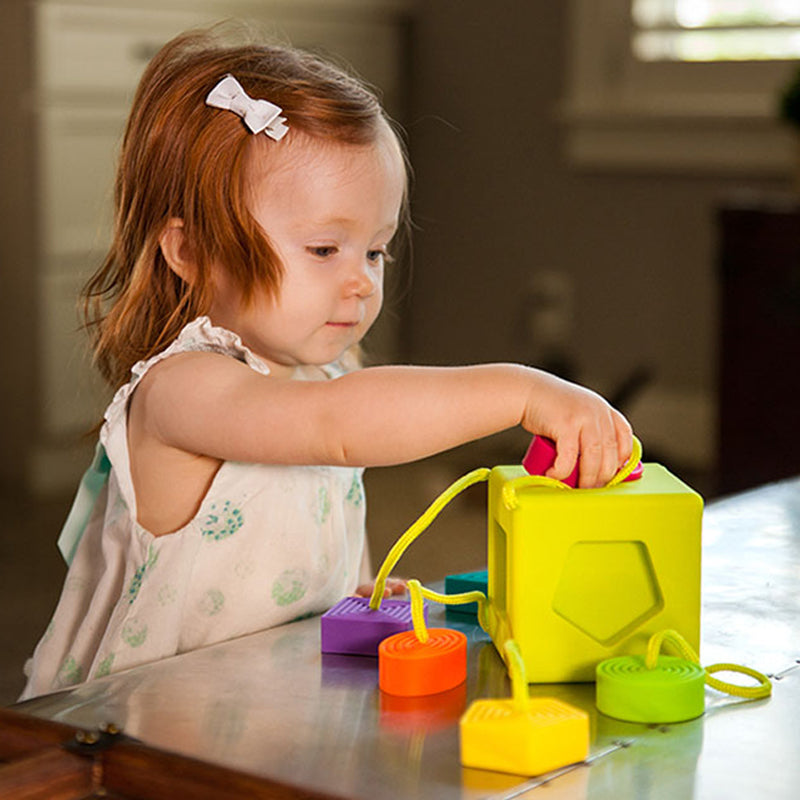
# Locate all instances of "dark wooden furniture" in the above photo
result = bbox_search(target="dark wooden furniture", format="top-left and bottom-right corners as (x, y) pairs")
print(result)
(0, 707), (340, 800)
(718, 195), (800, 494)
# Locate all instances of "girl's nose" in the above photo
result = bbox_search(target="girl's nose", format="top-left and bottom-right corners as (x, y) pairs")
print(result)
(345, 259), (379, 298)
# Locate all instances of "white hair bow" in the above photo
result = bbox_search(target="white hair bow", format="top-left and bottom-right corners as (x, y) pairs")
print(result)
(205, 74), (289, 141)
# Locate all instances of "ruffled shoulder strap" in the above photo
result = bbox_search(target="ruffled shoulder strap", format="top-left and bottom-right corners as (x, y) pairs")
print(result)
(104, 316), (270, 422)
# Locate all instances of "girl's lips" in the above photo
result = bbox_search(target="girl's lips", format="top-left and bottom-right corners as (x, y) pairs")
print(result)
(327, 321), (358, 328)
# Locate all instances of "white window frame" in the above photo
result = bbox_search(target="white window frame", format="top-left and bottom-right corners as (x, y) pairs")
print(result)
(561, 0), (800, 174)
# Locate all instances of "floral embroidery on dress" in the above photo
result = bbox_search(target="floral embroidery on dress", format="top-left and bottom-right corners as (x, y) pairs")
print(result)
(56, 655), (82, 688)
(234, 560), (256, 579)
(200, 589), (226, 616)
(314, 487), (331, 525)
(346, 472), (364, 507)
(121, 619), (148, 648)
(271, 569), (308, 606)
(96, 653), (115, 678)
(201, 501), (244, 540)
(157, 584), (177, 606)
(126, 545), (159, 604)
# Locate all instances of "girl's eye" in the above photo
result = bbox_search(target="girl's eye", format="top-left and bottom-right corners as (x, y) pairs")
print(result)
(308, 246), (338, 259)
(368, 249), (393, 265)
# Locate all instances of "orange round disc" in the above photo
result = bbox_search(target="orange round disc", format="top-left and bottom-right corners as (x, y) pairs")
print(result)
(379, 628), (467, 696)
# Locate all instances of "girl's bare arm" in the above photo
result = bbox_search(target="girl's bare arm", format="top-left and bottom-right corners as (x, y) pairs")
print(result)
(134, 352), (632, 488)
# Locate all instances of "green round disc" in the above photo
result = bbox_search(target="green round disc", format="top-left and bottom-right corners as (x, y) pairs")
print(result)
(596, 654), (705, 724)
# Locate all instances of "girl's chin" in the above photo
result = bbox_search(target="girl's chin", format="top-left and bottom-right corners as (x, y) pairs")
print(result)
(271, 347), (357, 373)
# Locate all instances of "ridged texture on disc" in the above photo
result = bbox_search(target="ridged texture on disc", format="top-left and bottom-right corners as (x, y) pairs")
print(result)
(596, 655), (705, 723)
(379, 629), (467, 696)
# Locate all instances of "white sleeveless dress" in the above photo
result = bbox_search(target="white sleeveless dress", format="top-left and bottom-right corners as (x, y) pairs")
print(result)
(20, 317), (367, 699)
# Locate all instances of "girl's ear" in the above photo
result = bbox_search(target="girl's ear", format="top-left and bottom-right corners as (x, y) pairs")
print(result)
(159, 218), (196, 285)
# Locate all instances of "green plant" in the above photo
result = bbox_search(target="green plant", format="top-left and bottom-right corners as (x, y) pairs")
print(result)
(779, 66), (800, 129)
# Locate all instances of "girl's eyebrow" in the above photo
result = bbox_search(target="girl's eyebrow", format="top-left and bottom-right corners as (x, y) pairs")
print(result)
(305, 216), (353, 229)
(299, 217), (399, 237)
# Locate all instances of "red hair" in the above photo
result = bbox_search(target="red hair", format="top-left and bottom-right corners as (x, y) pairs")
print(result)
(83, 27), (407, 389)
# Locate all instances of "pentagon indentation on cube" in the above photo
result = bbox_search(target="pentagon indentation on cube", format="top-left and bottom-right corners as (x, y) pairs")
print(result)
(551, 541), (664, 646)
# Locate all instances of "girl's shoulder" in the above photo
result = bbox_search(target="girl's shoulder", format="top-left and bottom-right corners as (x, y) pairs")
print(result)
(103, 317), (269, 426)
(104, 318), (275, 536)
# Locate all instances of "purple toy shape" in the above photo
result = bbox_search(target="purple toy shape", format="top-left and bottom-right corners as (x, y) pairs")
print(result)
(321, 596), (426, 656)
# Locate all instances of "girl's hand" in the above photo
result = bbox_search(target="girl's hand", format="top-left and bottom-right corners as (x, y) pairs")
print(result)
(354, 577), (407, 600)
(522, 371), (633, 489)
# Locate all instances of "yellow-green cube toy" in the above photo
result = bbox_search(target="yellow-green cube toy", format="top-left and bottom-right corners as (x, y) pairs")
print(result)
(485, 463), (703, 683)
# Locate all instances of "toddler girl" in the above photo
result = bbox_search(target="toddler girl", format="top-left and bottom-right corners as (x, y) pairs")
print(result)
(21, 29), (632, 699)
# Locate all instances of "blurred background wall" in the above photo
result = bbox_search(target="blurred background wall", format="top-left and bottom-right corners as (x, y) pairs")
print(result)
(1, 0), (798, 700)
(405, 1), (796, 490)
(2, 0), (797, 501)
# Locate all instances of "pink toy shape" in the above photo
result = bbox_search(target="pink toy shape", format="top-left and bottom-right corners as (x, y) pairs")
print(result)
(320, 596), (427, 657)
(522, 435), (642, 486)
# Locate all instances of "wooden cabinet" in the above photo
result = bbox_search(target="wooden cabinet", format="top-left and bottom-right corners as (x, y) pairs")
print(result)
(717, 195), (800, 494)
(0, 0), (413, 495)
(0, 707), (339, 799)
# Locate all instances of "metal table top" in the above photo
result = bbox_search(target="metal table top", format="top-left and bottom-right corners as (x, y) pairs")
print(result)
(16, 478), (800, 799)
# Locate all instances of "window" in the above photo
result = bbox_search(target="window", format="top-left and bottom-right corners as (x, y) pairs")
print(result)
(562, 0), (799, 173)
(633, 0), (800, 62)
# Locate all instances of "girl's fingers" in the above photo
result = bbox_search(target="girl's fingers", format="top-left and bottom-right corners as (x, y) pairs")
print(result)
(549, 423), (633, 488)
(547, 437), (579, 482)
(384, 578), (407, 596)
(577, 412), (628, 488)
(598, 435), (623, 485)
(598, 412), (626, 485)
(577, 439), (604, 488)
(353, 578), (407, 599)
(616, 415), (634, 468)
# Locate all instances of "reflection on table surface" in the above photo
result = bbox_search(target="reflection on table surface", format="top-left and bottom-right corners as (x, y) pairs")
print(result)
(16, 478), (800, 799)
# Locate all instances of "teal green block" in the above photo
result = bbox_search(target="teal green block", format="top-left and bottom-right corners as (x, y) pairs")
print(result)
(445, 569), (488, 618)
